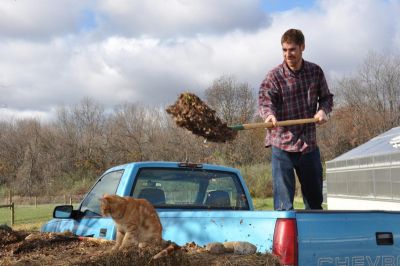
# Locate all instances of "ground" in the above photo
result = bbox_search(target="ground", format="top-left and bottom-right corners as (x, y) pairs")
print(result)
(0, 226), (281, 266)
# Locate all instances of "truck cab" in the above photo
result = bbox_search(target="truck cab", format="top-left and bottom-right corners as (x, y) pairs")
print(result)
(43, 162), (258, 242)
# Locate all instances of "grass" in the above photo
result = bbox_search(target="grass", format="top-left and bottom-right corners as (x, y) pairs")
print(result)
(253, 197), (306, 210)
(0, 204), (57, 231)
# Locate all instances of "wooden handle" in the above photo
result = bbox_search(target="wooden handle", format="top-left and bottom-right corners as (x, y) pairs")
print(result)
(229, 118), (319, 130)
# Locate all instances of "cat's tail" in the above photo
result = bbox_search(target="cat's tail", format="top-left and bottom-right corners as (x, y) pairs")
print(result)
(152, 241), (181, 260)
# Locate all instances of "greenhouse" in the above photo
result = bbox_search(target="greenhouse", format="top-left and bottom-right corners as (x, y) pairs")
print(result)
(326, 126), (400, 210)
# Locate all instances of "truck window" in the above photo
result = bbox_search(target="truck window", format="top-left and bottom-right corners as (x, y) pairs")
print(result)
(131, 168), (249, 210)
(80, 170), (124, 216)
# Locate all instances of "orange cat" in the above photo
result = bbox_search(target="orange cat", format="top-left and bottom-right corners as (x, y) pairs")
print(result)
(100, 194), (163, 250)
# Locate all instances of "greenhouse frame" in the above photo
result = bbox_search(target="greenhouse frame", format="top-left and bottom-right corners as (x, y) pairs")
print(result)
(326, 127), (400, 210)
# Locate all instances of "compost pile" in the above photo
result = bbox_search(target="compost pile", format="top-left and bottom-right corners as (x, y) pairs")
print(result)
(166, 92), (237, 143)
(0, 226), (281, 266)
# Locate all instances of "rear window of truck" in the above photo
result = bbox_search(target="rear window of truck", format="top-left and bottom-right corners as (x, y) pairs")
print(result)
(131, 168), (250, 210)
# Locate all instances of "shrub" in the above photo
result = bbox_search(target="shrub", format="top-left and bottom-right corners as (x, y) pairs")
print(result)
(239, 164), (273, 198)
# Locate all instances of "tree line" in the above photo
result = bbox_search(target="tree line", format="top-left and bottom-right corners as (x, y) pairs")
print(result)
(0, 52), (399, 197)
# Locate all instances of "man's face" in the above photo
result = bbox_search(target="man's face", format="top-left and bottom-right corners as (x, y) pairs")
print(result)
(282, 42), (304, 71)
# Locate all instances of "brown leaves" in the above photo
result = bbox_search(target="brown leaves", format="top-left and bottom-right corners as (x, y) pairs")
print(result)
(166, 92), (237, 143)
(1, 228), (281, 266)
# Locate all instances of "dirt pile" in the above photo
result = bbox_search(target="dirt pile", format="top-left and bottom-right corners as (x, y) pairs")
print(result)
(166, 92), (237, 143)
(0, 226), (281, 266)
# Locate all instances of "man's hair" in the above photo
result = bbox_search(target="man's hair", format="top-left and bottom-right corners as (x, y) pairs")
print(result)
(281, 29), (305, 45)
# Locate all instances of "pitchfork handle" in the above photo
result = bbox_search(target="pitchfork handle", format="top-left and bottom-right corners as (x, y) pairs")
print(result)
(229, 118), (319, 130)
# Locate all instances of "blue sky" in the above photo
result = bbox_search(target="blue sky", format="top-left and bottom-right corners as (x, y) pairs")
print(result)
(261, 0), (316, 12)
(0, 0), (399, 120)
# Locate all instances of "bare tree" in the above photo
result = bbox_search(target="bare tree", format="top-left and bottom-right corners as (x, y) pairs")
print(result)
(205, 76), (256, 125)
(55, 97), (108, 179)
(107, 103), (154, 163)
(0, 120), (28, 192)
(146, 107), (214, 162)
(204, 76), (267, 165)
(319, 51), (400, 160)
(0, 118), (56, 196)
(339, 52), (400, 124)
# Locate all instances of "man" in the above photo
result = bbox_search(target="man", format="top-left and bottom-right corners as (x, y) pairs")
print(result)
(258, 29), (333, 210)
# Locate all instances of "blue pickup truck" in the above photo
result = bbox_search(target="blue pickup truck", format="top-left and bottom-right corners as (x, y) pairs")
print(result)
(41, 161), (400, 265)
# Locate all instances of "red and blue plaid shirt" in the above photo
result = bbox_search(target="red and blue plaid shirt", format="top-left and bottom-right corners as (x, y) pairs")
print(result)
(258, 60), (333, 153)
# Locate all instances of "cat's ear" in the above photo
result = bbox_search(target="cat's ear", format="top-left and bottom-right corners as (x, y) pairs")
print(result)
(101, 193), (110, 203)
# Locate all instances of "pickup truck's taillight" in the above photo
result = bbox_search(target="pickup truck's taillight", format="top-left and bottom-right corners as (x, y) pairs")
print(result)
(272, 218), (298, 266)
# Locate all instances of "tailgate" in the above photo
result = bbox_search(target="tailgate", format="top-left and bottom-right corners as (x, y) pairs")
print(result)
(296, 211), (400, 265)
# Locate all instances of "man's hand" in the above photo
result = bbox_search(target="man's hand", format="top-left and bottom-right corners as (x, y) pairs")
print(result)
(265, 114), (277, 127)
(314, 109), (328, 125)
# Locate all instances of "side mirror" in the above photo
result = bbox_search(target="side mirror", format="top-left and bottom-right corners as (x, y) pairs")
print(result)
(53, 205), (73, 219)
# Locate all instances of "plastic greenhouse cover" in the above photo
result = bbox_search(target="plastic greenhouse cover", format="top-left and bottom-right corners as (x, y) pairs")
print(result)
(329, 126), (400, 162)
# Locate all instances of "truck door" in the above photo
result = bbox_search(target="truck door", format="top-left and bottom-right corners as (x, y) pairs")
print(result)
(42, 169), (125, 240)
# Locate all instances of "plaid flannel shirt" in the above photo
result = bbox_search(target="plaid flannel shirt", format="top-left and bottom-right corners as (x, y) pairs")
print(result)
(258, 60), (333, 153)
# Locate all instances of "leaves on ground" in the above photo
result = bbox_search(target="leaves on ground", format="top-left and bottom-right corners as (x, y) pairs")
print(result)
(0, 226), (281, 266)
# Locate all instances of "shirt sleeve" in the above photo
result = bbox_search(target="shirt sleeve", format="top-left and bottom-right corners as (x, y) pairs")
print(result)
(317, 68), (334, 115)
(258, 72), (280, 120)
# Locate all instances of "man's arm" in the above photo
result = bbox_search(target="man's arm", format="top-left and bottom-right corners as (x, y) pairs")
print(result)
(315, 69), (333, 124)
(258, 72), (280, 127)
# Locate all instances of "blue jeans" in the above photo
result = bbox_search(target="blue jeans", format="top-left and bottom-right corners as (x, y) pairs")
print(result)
(271, 146), (323, 210)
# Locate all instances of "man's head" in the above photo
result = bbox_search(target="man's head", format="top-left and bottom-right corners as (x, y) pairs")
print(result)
(281, 29), (305, 71)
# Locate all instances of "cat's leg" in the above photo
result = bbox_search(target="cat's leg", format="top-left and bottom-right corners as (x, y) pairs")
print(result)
(120, 231), (139, 250)
(112, 230), (124, 251)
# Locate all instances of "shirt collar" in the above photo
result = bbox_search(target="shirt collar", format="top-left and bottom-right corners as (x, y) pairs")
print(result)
(282, 59), (305, 77)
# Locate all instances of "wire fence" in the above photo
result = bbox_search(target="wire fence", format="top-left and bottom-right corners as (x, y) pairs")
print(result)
(0, 202), (14, 225)
(0, 193), (85, 206)
(0, 192), (85, 226)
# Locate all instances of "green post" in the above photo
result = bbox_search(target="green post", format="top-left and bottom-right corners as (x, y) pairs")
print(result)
(228, 124), (245, 130)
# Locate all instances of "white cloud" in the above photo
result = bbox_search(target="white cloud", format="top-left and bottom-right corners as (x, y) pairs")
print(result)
(267, 0), (400, 77)
(0, 0), (400, 121)
(0, 0), (87, 40)
(95, 0), (269, 37)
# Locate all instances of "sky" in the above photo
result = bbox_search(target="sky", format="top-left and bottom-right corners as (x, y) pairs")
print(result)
(0, 0), (399, 121)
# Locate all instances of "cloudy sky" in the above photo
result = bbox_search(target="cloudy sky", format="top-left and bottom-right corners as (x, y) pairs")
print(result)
(0, 0), (399, 121)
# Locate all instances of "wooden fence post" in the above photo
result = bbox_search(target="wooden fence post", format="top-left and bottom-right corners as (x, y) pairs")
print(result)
(11, 202), (14, 226)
